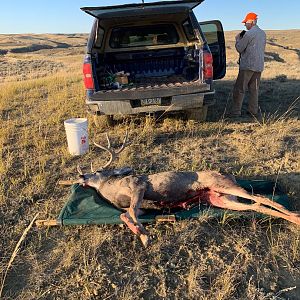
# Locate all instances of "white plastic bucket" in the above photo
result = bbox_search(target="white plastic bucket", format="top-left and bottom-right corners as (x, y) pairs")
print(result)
(64, 118), (89, 155)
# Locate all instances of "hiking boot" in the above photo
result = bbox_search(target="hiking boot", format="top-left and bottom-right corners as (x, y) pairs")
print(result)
(246, 111), (259, 117)
(228, 113), (242, 118)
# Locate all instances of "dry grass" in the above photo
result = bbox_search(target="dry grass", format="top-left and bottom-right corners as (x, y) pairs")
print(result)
(0, 213), (39, 298)
(0, 31), (299, 299)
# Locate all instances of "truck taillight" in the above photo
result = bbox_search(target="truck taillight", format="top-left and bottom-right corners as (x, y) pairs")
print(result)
(83, 60), (95, 90)
(203, 52), (213, 83)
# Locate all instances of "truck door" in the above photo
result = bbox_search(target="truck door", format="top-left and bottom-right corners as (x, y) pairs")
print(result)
(199, 20), (226, 80)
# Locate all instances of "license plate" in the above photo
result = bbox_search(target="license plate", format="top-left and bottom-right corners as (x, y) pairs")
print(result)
(141, 97), (161, 106)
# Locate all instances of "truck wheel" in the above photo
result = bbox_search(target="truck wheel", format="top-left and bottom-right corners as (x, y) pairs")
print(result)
(93, 115), (114, 128)
(186, 106), (208, 122)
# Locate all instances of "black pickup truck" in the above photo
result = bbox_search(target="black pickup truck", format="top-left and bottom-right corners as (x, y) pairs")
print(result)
(81, 0), (226, 122)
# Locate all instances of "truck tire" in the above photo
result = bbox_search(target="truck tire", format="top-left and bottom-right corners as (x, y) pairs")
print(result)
(93, 115), (114, 128)
(186, 106), (208, 122)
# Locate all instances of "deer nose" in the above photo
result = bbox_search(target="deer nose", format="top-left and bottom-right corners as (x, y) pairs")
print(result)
(77, 175), (86, 186)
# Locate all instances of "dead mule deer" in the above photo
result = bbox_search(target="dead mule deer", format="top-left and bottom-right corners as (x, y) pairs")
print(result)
(74, 131), (300, 247)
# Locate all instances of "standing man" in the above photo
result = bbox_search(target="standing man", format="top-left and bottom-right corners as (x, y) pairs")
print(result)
(230, 12), (266, 117)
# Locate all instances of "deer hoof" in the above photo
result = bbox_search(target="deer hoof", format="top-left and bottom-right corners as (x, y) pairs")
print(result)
(140, 234), (149, 247)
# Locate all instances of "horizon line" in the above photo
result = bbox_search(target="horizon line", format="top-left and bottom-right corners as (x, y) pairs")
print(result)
(1, 28), (299, 35)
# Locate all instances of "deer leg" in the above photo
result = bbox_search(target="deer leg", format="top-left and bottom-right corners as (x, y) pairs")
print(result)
(120, 211), (149, 247)
(249, 194), (299, 217)
(128, 185), (146, 224)
(129, 187), (150, 247)
(129, 189), (148, 234)
(219, 195), (300, 226)
(214, 184), (296, 217)
(120, 212), (142, 235)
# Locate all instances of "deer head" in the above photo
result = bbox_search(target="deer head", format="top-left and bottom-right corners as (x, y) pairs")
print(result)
(76, 130), (132, 190)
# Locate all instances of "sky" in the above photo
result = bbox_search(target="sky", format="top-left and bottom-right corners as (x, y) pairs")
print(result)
(0, 0), (299, 34)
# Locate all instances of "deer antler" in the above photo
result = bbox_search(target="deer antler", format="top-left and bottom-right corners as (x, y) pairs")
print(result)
(90, 162), (95, 173)
(77, 165), (84, 175)
(93, 130), (129, 169)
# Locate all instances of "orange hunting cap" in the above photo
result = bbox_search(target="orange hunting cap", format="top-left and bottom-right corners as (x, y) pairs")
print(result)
(242, 12), (258, 23)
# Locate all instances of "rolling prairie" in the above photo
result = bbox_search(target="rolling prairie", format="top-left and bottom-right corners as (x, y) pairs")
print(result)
(0, 31), (300, 299)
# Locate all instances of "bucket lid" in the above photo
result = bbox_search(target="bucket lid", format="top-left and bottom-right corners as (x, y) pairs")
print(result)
(64, 118), (87, 125)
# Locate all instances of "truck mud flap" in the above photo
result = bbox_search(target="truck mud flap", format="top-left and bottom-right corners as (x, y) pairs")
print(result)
(203, 91), (215, 106)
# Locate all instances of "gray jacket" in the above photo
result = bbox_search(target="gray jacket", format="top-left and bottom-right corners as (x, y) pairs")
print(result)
(235, 25), (266, 72)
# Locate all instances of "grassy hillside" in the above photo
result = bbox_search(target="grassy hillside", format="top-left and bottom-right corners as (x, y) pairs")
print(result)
(0, 31), (299, 299)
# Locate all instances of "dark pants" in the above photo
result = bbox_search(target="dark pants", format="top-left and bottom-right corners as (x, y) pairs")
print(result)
(231, 70), (262, 116)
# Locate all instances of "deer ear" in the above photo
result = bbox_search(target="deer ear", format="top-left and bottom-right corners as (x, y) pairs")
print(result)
(113, 167), (133, 176)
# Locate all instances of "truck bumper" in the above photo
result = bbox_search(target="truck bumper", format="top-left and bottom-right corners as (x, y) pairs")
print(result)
(86, 91), (215, 115)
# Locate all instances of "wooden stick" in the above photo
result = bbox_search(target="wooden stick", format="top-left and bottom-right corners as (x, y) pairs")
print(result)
(58, 180), (76, 186)
(155, 215), (176, 222)
(35, 219), (60, 227)
(0, 213), (39, 298)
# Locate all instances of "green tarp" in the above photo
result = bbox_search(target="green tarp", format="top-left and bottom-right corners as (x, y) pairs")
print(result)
(58, 180), (290, 226)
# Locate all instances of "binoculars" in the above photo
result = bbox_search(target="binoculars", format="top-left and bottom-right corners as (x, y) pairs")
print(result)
(240, 30), (246, 38)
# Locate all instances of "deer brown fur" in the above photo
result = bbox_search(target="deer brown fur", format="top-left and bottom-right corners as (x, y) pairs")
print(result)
(74, 132), (300, 246)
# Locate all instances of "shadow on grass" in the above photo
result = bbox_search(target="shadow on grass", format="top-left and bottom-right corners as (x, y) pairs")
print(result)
(208, 78), (300, 122)
(107, 78), (299, 127)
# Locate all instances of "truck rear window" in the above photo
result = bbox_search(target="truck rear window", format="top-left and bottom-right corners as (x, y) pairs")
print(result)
(109, 24), (179, 48)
